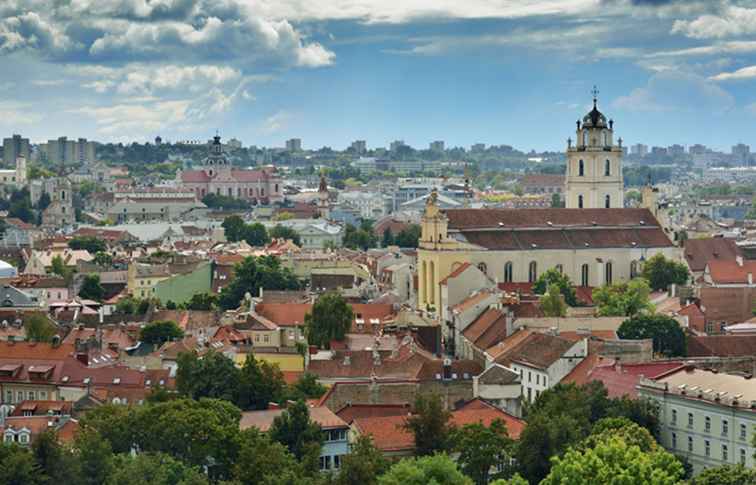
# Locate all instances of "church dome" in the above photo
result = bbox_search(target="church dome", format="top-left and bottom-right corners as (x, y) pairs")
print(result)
(582, 103), (608, 129)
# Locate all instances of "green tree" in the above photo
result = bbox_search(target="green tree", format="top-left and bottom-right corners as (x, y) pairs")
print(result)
(378, 454), (473, 485)
(550, 193), (563, 208)
(79, 274), (105, 301)
(79, 404), (134, 453)
(105, 452), (209, 485)
(691, 464), (756, 485)
(533, 268), (578, 306)
(176, 350), (240, 403)
(24, 314), (56, 343)
(582, 417), (658, 452)
(269, 225), (302, 246)
(36, 191), (51, 211)
(336, 435), (388, 485)
(394, 225), (422, 248)
(0, 443), (41, 485)
(218, 256), (300, 310)
(233, 428), (301, 485)
(285, 372), (327, 401)
(237, 354), (285, 410)
(184, 293), (218, 311)
(617, 314), (687, 357)
(243, 222), (270, 246)
(115, 296), (138, 315)
(222, 215), (247, 242)
(69, 236), (107, 254)
(342, 222), (378, 250)
(73, 427), (114, 485)
(93, 252), (113, 267)
(140, 320), (184, 345)
(8, 188), (35, 223)
(49, 255), (72, 281)
(541, 436), (684, 485)
(540, 283), (567, 317)
(304, 292), (354, 349)
(404, 393), (453, 456)
(490, 475), (529, 485)
(641, 253), (689, 292)
(32, 430), (71, 484)
(593, 279), (653, 317)
(454, 419), (514, 485)
(268, 400), (323, 461)
(382, 228), (395, 247)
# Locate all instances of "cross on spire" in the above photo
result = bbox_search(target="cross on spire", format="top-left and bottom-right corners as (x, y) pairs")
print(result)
(591, 85), (599, 107)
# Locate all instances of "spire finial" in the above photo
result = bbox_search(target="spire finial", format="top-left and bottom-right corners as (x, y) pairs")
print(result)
(591, 85), (599, 108)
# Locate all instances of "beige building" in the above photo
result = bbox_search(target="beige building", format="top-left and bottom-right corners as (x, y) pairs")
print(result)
(565, 92), (624, 209)
(0, 155), (27, 188)
(41, 137), (96, 166)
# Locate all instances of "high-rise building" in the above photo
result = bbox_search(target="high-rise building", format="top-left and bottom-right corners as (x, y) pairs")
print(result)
(471, 143), (486, 152)
(689, 144), (707, 155)
(390, 140), (406, 152)
(651, 146), (668, 156)
(565, 91), (624, 210)
(630, 143), (648, 156)
(285, 138), (302, 152)
(2, 134), (30, 165)
(42, 137), (96, 166)
(429, 140), (445, 153)
(350, 140), (367, 154)
(668, 144), (685, 156)
(732, 143), (750, 162)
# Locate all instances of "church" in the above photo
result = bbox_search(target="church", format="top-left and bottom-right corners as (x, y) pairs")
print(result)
(177, 135), (283, 203)
(417, 94), (679, 310)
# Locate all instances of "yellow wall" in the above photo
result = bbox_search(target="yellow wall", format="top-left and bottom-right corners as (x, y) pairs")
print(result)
(233, 352), (305, 372)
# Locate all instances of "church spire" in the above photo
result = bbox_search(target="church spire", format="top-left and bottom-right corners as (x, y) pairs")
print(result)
(591, 85), (599, 108)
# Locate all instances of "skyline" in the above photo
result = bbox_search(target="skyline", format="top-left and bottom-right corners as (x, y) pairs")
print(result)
(2, 1), (756, 151)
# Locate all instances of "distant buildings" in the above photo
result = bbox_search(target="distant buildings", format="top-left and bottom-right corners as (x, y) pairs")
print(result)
(429, 140), (445, 153)
(389, 140), (406, 152)
(2, 134), (30, 164)
(0, 154), (27, 188)
(471, 143), (486, 152)
(40, 137), (96, 166)
(732, 143), (750, 163)
(350, 140), (367, 154)
(668, 144), (686, 156)
(285, 138), (302, 152)
(630, 143), (648, 156)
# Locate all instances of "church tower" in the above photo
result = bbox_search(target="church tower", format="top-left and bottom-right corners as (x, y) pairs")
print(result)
(565, 87), (624, 209)
(203, 134), (231, 179)
(317, 173), (330, 219)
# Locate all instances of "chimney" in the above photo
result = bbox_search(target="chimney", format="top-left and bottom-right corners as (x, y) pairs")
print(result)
(736, 255), (744, 267)
(749, 273), (753, 285)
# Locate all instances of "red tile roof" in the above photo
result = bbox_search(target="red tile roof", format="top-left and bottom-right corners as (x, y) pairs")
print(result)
(445, 208), (662, 230)
(240, 405), (348, 432)
(683, 238), (743, 273)
(353, 415), (414, 453)
(706, 259), (756, 284)
(452, 400), (525, 439)
(494, 332), (577, 370)
(439, 262), (472, 286)
(687, 335), (756, 357)
(565, 360), (685, 398)
(462, 308), (508, 350)
(9, 400), (73, 417)
(336, 403), (411, 423)
(0, 342), (75, 360)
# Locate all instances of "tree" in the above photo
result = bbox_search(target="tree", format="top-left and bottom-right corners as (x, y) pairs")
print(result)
(382, 228), (394, 247)
(533, 268), (578, 306)
(140, 320), (184, 345)
(176, 350), (240, 403)
(8, 188), (34, 223)
(395, 225), (422, 248)
(184, 293), (218, 311)
(69, 236), (107, 254)
(582, 417), (658, 453)
(337, 435), (388, 485)
(454, 420), (514, 485)
(304, 292), (354, 349)
(404, 393), (453, 456)
(93, 252), (113, 267)
(233, 428), (301, 485)
(342, 222), (378, 250)
(550, 193), (563, 208)
(540, 436), (684, 485)
(24, 314), (56, 343)
(79, 274), (105, 301)
(73, 428), (114, 485)
(540, 283), (567, 317)
(79, 404), (134, 454)
(222, 215), (247, 242)
(691, 464), (756, 485)
(285, 372), (327, 401)
(32, 430), (71, 484)
(378, 454), (472, 485)
(105, 452), (209, 485)
(243, 222), (270, 246)
(270, 225), (302, 246)
(641, 253), (689, 292)
(617, 314), (687, 357)
(49, 255), (72, 281)
(593, 279), (653, 317)
(36, 191), (51, 211)
(237, 354), (285, 410)
(490, 475), (529, 485)
(268, 400), (323, 461)
(218, 256), (300, 310)
(0, 443), (41, 485)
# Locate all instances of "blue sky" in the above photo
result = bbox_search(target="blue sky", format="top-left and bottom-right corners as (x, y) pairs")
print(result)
(2, 1), (756, 151)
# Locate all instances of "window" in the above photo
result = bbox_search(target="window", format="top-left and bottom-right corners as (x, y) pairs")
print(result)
(334, 455), (341, 470)
(555, 264), (563, 274)
(528, 371), (532, 383)
(605, 262), (613, 285)
(688, 413), (694, 429)
(671, 409), (677, 425)
(19, 433), (29, 444)
(705, 440), (710, 457)
(578, 194), (584, 209)
(688, 436), (693, 452)
(741, 448), (747, 465)
(578, 159), (584, 176)
(722, 419), (728, 436)
(478, 262), (487, 275)
(604, 194), (611, 209)
(604, 159), (611, 176)
(671, 432), (677, 449)
(3, 433), (12, 444)
(722, 444), (728, 461)
(5, 390), (11, 404)
(630, 260), (639, 279)
(27, 391), (35, 400)
(504, 262), (513, 283)
(740, 423), (747, 440)
(705, 416), (711, 433)
(319, 456), (332, 471)
(581, 264), (589, 287)
(528, 261), (537, 283)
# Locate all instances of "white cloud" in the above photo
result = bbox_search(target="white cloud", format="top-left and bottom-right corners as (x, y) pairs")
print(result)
(614, 71), (734, 113)
(711, 65), (756, 82)
(71, 100), (191, 136)
(672, 6), (756, 39)
(0, 11), (74, 54)
(260, 110), (291, 135)
(0, 101), (44, 125)
(32, 79), (65, 86)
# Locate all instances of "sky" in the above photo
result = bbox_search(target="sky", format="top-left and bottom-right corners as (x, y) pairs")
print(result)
(2, 1), (756, 152)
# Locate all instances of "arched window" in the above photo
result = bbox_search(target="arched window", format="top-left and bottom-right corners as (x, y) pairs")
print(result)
(578, 195), (584, 209)
(504, 262), (513, 282)
(421, 261), (427, 303)
(528, 261), (537, 283)
(630, 260), (639, 279)
(581, 264), (589, 287)
(478, 262), (487, 275)
(578, 159), (584, 176)
(605, 159), (611, 176)
(605, 261), (613, 285)
(605, 194), (611, 209)
(555, 264), (563, 274)
(429, 262), (436, 304)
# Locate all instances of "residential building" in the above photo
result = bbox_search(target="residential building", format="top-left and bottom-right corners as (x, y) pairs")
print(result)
(107, 196), (206, 223)
(429, 140), (445, 153)
(668, 144), (686, 156)
(389, 140), (406, 152)
(699, 257), (756, 330)
(42, 137), (96, 165)
(638, 367), (756, 474)
(732, 143), (750, 163)
(565, 94), (624, 209)
(350, 140), (367, 154)
(24, 246), (93, 276)
(520, 174), (564, 195)
(0, 154), (26, 188)
(261, 220), (343, 249)
(338, 190), (387, 219)
(2, 135), (30, 165)
(631, 143), (648, 156)
(285, 138), (302, 152)
(178, 136), (283, 202)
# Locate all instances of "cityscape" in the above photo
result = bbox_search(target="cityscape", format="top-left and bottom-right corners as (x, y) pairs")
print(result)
(0, 1), (756, 485)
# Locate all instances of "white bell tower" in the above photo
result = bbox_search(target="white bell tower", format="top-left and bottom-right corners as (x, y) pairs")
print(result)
(565, 86), (624, 209)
